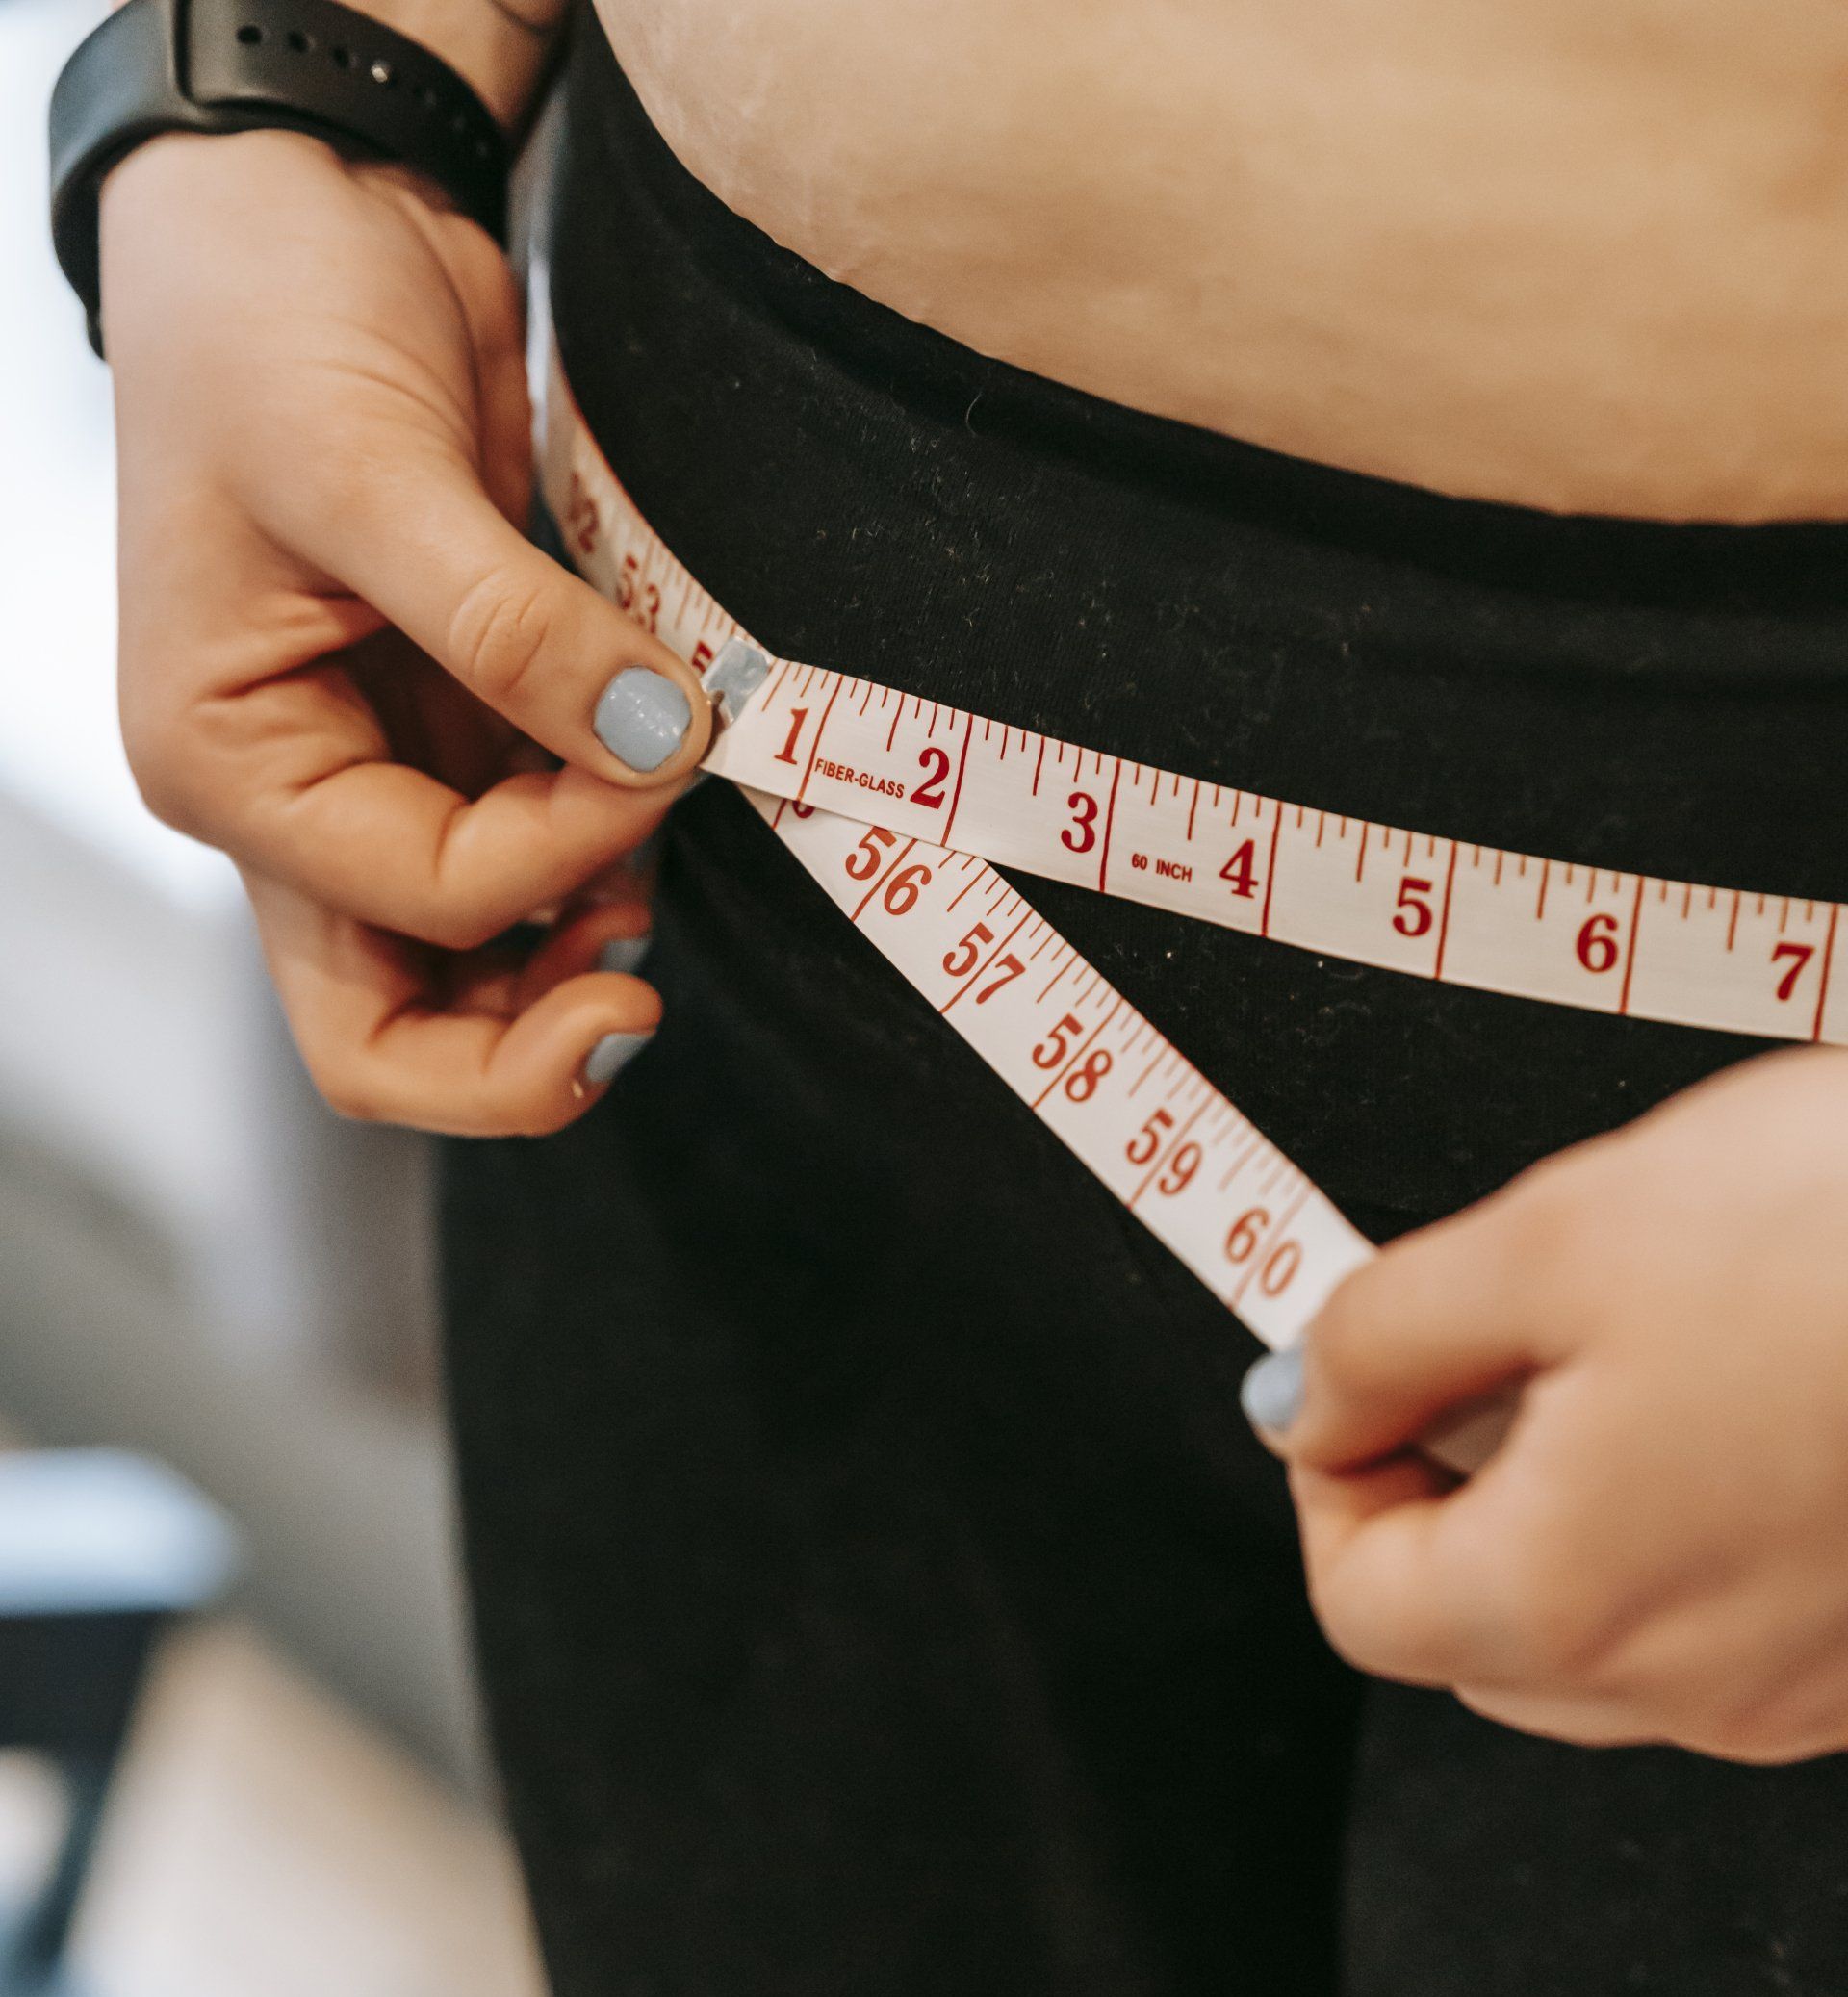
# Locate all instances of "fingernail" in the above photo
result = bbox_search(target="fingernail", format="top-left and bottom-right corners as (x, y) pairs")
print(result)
(583, 1031), (652, 1086)
(705, 638), (770, 722)
(593, 667), (692, 773)
(1240, 1348), (1305, 1435)
(597, 935), (651, 976)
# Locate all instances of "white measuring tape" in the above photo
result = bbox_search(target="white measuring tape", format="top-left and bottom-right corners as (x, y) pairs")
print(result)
(532, 299), (1832, 1464)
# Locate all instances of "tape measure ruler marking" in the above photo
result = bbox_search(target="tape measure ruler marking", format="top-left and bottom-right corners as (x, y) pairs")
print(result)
(709, 671), (1848, 1046)
(736, 782), (1373, 1347)
(531, 302), (1828, 1463)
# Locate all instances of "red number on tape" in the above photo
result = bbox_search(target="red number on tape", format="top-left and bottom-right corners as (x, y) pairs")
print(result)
(1156, 1143), (1202, 1196)
(974, 955), (1027, 1004)
(1576, 911), (1620, 974)
(1034, 1014), (1084, 1068)
(776, 707), (808, 767)
(844, 828), (897, 881)
(1772, 940), (1815, 1003)
(1258, 1241), (1301, 1297)
(1393, 876), (1435, 938)
(1224, 1207), (1268, 1264)
(883, 864), (932, 916)
(1220, 839), (1258, 900)
(942, 923), (994, 978)
(1126, 1109), (1175, 1165)
(913, 747), (950, 809)
(1065, 1049), (1113, 1102)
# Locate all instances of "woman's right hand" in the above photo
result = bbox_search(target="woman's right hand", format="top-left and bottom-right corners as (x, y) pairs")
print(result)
(100, 125), (711, 1135)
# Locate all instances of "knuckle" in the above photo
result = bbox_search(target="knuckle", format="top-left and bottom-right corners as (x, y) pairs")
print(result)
(1509, 1595), (1609, 1682)
(129, 763), (199, 838)
(1501, 1157), (1588, 1279)
(120, 707), (205, 837)
(446, 563), (552, 708)
(1304, 1570), (1421, 1680)
(1307, 1592), (1381, 1676)
(302, 1057), (383, 1125)
(321, 1084), (382, 1126)
(1322, 1606), (1424, 1683)
(406, 901), (502, 954)
(1492, 1533), (1626, 1683)
(421, 844), (515, 951)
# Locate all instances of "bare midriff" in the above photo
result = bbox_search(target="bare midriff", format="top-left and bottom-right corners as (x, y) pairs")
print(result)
(593, 0), (1848, 523)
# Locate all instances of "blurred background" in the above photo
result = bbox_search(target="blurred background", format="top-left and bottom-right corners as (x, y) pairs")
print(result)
(0, 0), (546, 1988)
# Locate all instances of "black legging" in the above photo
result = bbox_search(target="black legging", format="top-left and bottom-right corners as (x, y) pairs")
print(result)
(440, 20), (1848, 1993)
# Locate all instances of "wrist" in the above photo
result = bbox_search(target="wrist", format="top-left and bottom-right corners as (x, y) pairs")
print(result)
(333, 0), (563, 132)
(53, 0), (514, 350)
(105, 0), (560, 130)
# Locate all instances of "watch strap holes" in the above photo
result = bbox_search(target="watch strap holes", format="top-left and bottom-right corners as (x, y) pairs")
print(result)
(285, 29), (312, 51)
(235, 21), (262, 42)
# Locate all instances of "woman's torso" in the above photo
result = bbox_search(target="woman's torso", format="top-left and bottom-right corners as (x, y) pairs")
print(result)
(596, 0), (1848, 523)
(444, 48), (1848, 1993)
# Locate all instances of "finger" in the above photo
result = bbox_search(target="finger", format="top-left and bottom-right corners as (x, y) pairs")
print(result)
(242, 667), (675, 946)
(1288, 1194), (1560, 1472)
(446, 900), (654, 1016)
(171, 655), (679, 949)
(122, 503), (674, 947)
(1452, 1684), (1656, 1749)
(244, 874), (660, 1137)
(403, 199), (533, 534)
(514, 901), (653, 1007)
(1289, 1459), (1501, 1684)
(275, 429), (712, 786)
(449, 229), (535, 534)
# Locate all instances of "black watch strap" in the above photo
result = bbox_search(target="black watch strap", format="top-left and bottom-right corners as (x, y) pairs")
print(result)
(50, 0), (508, 355)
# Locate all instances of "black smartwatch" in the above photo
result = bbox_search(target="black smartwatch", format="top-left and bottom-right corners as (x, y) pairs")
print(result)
(49, 0), (509, 356)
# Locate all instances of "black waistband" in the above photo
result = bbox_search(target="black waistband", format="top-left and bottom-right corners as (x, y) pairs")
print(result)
(546, 16), (1848, 1222)
(547, 17), (1848, 920)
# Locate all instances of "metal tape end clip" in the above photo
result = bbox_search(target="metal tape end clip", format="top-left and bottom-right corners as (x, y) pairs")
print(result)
(703, 638), (771, 727)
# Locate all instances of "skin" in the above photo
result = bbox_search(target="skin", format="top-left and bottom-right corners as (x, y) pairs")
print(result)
(1272, 1050), (1848, 1764)
(610, 0), (1848, 520)
(103, 128), (708, 1134)
(99, 5), (1848, 1756)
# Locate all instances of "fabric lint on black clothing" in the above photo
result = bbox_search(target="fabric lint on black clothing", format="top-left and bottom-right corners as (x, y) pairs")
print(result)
(438, 20), (1848, 1997)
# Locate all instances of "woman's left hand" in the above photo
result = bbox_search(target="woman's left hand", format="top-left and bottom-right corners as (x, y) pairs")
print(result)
(1262, 1046), (1848, 1762)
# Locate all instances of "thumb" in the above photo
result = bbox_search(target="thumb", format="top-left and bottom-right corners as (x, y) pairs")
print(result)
(1257, 1203), (1546, 1472)
(295, 432), (712, 787)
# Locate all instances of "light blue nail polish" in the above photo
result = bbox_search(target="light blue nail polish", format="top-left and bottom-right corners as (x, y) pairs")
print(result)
(705, 638), (770, 722)
(583, 1031), (652, 1086)
(597, 935), (651, 976)
(593, 667), (692, 773)
(1241, 1348), (1305, 1435)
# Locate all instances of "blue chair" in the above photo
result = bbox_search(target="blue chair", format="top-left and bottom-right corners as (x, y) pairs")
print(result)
(0, 1451), (238, 1996)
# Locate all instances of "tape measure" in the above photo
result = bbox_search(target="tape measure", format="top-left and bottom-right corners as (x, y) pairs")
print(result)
(530, 296), (1822, 1467)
